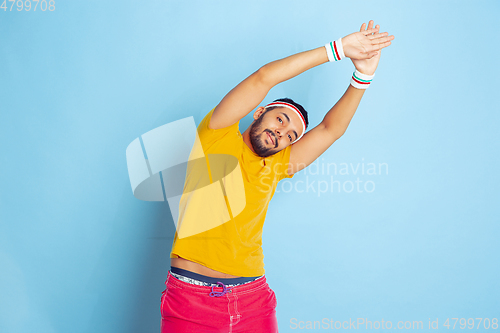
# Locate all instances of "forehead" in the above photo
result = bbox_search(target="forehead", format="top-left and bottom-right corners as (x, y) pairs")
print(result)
(269, 106), (303, 131)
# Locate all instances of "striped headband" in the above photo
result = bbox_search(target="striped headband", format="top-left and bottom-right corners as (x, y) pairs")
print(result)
(264, 101), (307, 143)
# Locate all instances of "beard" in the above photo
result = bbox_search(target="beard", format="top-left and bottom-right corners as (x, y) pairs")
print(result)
(249, 114), (278, 158)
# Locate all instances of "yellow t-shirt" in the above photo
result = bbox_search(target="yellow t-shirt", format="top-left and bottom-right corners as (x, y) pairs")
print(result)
(169, 108), (294, 277)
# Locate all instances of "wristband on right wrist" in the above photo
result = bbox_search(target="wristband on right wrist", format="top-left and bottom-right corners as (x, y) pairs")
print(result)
(325, 38), (345, 62)
(350, 69), (375, 89)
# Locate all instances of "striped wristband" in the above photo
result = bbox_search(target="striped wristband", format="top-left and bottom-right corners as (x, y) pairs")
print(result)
(350, 69), (375, 89)
(325, 38), (345, 62)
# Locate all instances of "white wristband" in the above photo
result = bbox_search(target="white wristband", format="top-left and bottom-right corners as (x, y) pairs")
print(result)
(325, 38), (345, 62)
(350, 69), (375, 89)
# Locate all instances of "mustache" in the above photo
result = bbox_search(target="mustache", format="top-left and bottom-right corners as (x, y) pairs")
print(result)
(264, 129), (278, 148)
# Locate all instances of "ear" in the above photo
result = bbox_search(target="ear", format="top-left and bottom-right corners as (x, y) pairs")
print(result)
(253, 106), (266, 120)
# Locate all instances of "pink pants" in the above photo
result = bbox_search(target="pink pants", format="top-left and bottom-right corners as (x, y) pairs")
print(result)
(160, 271), (279, 333)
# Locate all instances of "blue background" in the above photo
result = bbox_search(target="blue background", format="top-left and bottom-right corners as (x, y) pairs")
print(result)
(1, 1), (499, 332)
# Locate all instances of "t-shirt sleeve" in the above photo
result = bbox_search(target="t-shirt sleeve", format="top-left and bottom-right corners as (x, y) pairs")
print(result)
(197, 108), (240, 151)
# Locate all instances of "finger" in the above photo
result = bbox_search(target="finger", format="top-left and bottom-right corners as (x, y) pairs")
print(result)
(362, 27), (379, 36)
(368, 32), (389, 40)
(367, 20), (374, 31)
(360, 22), (366, 32)
(371, 40), (392, 51)
(371, 35), (395, 45)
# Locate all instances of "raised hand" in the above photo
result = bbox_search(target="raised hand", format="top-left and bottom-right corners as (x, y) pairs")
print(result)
(347, 21), (394, 75)
(342, 20), (394, 61)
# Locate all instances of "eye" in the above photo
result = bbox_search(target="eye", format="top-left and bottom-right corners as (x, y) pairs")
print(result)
(277, 117), (283, 124)
(288, 134), (292, 142)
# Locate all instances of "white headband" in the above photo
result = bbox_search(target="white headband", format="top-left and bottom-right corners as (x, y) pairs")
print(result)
(264, 102), (307, 143)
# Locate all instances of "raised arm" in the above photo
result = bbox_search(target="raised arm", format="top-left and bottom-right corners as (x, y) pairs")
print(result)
(287, 21), (394, 175)
(209, 48), (327, 129)
(209, 22), (389, 130)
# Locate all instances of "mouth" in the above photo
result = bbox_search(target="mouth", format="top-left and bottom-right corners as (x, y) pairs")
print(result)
(266, 132), (274, 146)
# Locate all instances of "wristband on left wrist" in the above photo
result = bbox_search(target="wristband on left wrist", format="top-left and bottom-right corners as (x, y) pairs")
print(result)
(325, 38), (345, 62)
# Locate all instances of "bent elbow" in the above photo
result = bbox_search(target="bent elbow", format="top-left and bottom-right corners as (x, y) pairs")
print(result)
(334, 131), (344, 141)
(322, 122), (344, 142)
(255, 65), (274, 87)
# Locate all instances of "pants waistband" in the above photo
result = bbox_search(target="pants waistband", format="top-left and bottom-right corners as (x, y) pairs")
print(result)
(170, 266), (263, 287)
(167, 271), (267, 293)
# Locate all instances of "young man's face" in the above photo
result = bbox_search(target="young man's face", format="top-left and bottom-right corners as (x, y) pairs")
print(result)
(249, 106), (304, 157)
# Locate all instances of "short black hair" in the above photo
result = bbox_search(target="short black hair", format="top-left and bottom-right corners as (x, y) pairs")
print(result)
(267, 97), (309, 128)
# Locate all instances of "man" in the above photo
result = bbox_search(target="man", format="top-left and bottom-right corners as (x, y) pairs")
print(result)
(161, 20), (394, 332)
